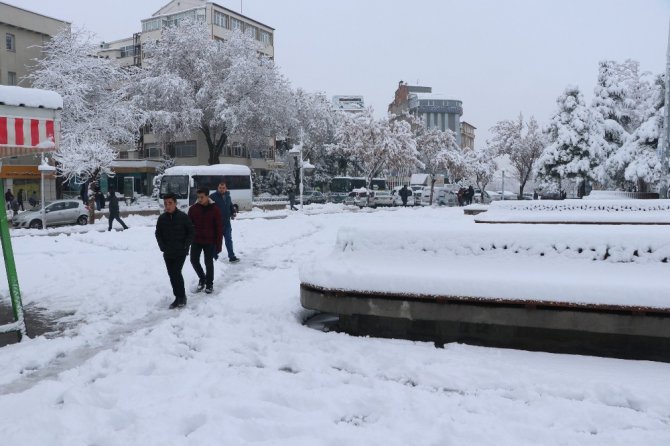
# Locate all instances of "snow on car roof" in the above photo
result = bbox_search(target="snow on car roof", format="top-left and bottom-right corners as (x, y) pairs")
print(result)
(163, 164), (251, 176)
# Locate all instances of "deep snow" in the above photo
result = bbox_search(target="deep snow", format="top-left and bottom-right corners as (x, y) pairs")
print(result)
(0, 206), (668, 445)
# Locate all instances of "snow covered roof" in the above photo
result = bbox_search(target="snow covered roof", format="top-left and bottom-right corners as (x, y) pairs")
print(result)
(163, 164), (251, 176)
(0, 86), (63, 110)
(410, 173), (429, 185)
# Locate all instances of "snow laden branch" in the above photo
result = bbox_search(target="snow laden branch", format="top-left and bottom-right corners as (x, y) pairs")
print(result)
(465, 145), (497, 200)
(133, 19), (294, 165)
(27, 27), (143, 183)
(414, 122), (461, 204)
(489, 114), (545, 198)
(329, 109), (420, 195)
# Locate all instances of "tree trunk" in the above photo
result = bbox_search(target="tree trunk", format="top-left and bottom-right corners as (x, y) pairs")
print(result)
(201, 125), (227, 165)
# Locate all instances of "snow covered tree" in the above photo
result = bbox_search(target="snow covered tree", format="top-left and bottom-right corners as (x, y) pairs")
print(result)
(415, 125), (461, 204)
(489, 113), (545, 198)
(134, 19), (293, 165)
(465, 145), (498, 201)
(329, 108), (421, 203)
(536, 86), (607, 196)
(27, 28), (143, 187)
(615, 74), (665, 191)
(592, 60), (649, 187)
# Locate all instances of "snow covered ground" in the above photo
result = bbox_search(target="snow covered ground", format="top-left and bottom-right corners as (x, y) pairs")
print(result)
(0, 206), (669, 445)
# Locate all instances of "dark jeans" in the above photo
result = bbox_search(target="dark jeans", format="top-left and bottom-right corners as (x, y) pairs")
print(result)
(190, 243), (215, 286)
(108, 214), (128, 230)
(164, 255), (187, 299)
(223, 224), (235, 259)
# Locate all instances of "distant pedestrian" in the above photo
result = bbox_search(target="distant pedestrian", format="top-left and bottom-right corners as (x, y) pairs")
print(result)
(16, 189), (24, 211)
(107, 188), (128, 231)
(5, 189), (13, 210)
(188, 188), (223, 294)
(288, 187), (298, 211)
(80, 181), (89, 205)
(28, 191), (37, 208)
(155, 193), (194, 309)
(399, 185), (410, 207)
(210, 180), (240, 263)
(10, 197), (19, 217)
(457, 187), (465, 206)
(466, 185), (475, 205)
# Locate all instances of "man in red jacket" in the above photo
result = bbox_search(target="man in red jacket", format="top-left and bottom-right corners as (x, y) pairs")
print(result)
(188, 188), (223, 294)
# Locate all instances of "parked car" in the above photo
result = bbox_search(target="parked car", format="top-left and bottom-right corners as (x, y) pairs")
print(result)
(373, 190), (393, 207)
(410, 185), (425, 205)
(12, 199), (88, 229)
(344, 188), (373, 208)
(303, 190), (326, 205)
(390, 186), (414, 206)
(473, 189), (492, 204)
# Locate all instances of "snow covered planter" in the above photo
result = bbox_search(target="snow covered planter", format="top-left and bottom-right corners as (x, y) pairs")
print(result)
(300, 223), (670, 361)
(475, 199), (670, 224)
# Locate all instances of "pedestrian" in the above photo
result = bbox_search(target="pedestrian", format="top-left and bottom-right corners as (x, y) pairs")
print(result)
(16, 189), (24, 211)
(210, 180), (240, 263)
(80, 181), (88, 205)
(107, 188), (128, 231)
(5, 189), (13, 210)
(28, 191), (37, 208)
(288, 187), (298, 211)
(457, 187), (465, 206)
(467, 185), (475, 205)
(10, 197), (19, 217)
(188, 188), (223, 294)
(155, 193), (194, 309)
(399, 185), (410, 207)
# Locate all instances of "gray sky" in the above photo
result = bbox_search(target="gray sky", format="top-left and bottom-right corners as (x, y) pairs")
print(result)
(9, 0), (670, 145)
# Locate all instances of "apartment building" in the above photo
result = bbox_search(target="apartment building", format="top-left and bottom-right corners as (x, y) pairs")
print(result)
(98, 0), (277, 193)
(388, 81), (464, 145)
(460, 121), (476, 149)
(0, 2), (69, 200)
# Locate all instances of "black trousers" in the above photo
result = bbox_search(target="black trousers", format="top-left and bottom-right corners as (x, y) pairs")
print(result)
(164, 255), (187, 299)
(108, 214), (128, 230)
(190, 243), (215, 287)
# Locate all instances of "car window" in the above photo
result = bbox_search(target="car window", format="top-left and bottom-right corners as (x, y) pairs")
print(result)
(48, 203), (65, 212)
(66, 202), (79, 209)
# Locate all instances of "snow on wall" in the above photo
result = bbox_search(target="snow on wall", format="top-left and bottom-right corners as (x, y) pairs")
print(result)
(0, 85), (63, 110)
(300, 222), (670, 309)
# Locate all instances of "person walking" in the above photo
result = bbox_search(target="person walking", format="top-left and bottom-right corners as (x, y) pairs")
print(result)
(210, 180), (240, 263)
(107, 188), (128, 231)
(466, 185), (475, 205)
(287, 187), (298, 211)
(155, 193), (194, 309)
(399, 185), (410, 207)
(5, 189), (13, 211)
(188, 188), (223, 294)
(28, 191), (37, 208)
(16, 189), (24, 211)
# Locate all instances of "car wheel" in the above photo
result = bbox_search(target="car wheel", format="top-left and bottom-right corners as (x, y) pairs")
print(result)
(29, 219), (43, 229)
(77, 215), (88, 225)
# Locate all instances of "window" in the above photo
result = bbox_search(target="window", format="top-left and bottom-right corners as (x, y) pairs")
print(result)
(142, 19), (161, 32)
(7, 72), (16, 86)
(6, 33), (15, 51)
(231, 17), (242, 31)
(171, 141), (197, 157)
(119, 45), (136, 58)
(118, 151), (129, 159)
(245, 24), (256, 38)
(213, 10), (229, 28)
(259, 31), (271, 44)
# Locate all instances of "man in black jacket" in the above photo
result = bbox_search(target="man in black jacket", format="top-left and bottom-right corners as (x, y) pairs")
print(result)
(209, 181), (239, 263)
(155, 193), (195, 309)
(107, 188), (128, 231)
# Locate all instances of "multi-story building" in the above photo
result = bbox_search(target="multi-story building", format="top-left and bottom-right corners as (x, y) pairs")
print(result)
(332, 96), (365, 113)
(97, 0), (277, 194)
(388, 81), (464, 145)
(460, 121), (476, 149)
(0, 2), (69, 201)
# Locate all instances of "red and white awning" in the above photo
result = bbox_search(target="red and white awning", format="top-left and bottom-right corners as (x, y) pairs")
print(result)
(0, 116), (58, 157)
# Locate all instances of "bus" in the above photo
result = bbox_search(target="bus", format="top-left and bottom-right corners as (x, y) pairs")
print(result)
(158, 164), (253, 212)
(328, 176), (387, 203)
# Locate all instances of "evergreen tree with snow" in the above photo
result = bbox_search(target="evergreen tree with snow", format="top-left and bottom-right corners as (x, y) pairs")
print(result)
(537, 86), (607, 195)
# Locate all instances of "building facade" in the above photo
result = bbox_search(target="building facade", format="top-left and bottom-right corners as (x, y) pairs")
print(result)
(388, 81), (463, 145)
(460, 121), (476, 149)
(0, 2), (69, 201)
(332, 95), (365, 113)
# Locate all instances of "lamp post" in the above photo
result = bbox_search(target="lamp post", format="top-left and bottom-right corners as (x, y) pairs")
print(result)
(38, 158), (56, 230)
(501, 170), (505, 201)
(288, 132), (315, 211)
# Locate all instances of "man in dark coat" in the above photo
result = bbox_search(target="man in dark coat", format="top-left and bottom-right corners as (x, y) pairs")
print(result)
(209, 180), (239, 263)
(188, 188), (223, 294)
(155, 193), (194, 309)
(107, 188), (128, 231)
(5, 189), (13, 211)
(399, 185), (410, 207)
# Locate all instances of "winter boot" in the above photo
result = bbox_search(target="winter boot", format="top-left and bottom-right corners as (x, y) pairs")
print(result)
(205, 285), (213, 294)
(196, 278), (205, 292)
(169, 298), (180, 309)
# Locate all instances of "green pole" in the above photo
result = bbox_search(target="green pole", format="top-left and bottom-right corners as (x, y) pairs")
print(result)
(0, 178), (26, 341)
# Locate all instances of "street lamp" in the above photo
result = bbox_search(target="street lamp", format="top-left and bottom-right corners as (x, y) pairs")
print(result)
(288, 135), (315, 210)
(38, 158), (56, 230)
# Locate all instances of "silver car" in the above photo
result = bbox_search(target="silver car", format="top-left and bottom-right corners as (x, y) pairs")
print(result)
(12, 199), (89, 229)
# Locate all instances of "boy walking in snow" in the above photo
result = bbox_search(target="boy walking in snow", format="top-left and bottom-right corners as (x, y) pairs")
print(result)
(188, 188), (223, 294)
(155, 193), (194, 309)
(107, 188), (128, 231)
(210, 180), (240, 263)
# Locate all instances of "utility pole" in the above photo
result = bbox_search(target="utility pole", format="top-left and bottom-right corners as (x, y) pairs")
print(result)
(662, 18), (670, 198)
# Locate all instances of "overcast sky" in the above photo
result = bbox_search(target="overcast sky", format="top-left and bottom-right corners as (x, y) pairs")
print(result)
(9, 0), (670, 145)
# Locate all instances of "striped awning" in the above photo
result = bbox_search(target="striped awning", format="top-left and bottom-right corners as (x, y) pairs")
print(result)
(0, 116), (57, 157)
